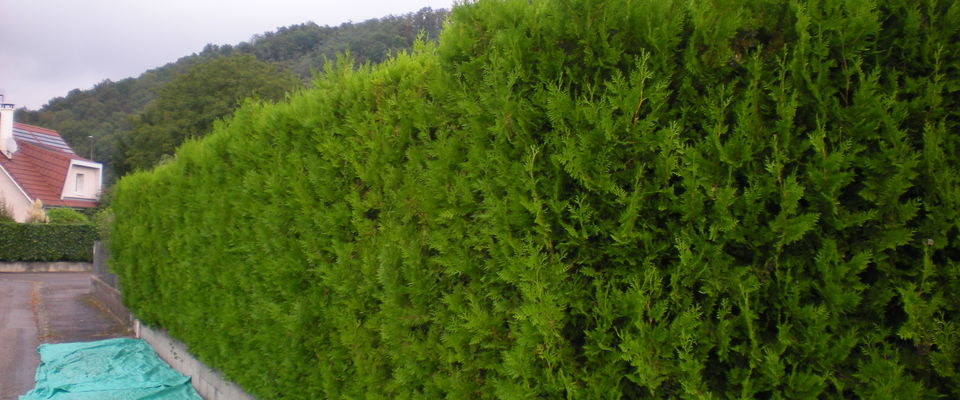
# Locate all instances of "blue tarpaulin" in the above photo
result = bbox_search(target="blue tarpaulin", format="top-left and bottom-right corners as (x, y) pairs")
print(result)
(19, 338), (203, 400)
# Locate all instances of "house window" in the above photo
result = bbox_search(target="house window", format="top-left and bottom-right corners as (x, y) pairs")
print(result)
(75, 174), (84, 193)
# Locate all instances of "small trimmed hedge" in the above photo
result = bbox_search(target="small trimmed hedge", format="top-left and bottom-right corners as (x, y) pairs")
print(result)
(0, 223), (98, 262)
(46, 208), (92, 224)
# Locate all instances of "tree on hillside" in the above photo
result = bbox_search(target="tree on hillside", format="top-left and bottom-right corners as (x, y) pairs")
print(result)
(294, 7), (448, 73)
(117, 54), (300, 174)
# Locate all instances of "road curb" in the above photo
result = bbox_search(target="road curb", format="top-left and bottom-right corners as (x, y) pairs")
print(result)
(0, 262), (92, 273)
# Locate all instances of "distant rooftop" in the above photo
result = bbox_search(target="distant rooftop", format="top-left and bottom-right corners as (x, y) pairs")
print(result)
(12, 123), (75, 154)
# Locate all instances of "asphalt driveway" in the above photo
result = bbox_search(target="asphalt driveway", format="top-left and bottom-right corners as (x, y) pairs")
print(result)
(0, 273), (131, 400)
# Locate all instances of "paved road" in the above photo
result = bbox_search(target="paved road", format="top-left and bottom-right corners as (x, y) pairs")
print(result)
(0, 273), (131, 400)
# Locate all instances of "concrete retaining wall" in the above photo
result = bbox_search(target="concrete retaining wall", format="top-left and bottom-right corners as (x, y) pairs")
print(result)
(89, 275), (133, 326)
(137, 321), (255, 400)
(0, 262), (91, 273)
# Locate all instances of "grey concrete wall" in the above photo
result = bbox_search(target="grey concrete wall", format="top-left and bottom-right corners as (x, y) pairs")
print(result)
(0, 262), (91, 273)
(89, 275), (133, 326)
(137, 321), (255, 400)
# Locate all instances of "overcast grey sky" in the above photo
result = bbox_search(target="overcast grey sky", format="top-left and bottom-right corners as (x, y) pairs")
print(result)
(0, 0), (456, 110)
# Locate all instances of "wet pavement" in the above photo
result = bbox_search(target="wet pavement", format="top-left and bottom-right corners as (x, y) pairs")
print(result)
(0, 273), (131, 400)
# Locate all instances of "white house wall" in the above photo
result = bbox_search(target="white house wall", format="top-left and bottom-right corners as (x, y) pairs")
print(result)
(0, 165), (32, 222)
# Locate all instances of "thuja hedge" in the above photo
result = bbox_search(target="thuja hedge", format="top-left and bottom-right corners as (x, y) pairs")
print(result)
(111, 0), (960, 398)
(0, 223), (98, 262)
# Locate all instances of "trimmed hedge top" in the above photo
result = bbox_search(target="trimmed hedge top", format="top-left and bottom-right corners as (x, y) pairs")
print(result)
(112, 0), (960, 398)
(0, 223), (98, 262)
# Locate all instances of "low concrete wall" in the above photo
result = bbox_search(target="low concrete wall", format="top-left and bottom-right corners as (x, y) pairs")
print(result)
(89, 275), (133, 326)
(0, 262), (92, 273)
(137, 321), (255, 400)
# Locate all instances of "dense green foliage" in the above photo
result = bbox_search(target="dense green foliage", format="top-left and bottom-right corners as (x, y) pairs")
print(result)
(117, 54), (300, 173)
(232, 7), (447, 76)
(92, 208), (114, 244)
(111, 0), (960, 398)
(16, 7), (448, 181)
(0, 223), (98, 262)
(45, 208), (91, 225)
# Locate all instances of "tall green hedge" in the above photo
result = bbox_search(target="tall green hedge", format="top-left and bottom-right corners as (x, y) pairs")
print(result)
(0, 223), (98, 262)
(111, 0), (960, 398)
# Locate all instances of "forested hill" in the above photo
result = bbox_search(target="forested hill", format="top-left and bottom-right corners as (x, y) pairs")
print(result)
(16, 7), (447, 182)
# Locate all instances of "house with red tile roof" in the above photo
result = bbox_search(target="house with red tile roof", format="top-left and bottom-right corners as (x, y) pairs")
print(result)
(0, 97), (103, 222)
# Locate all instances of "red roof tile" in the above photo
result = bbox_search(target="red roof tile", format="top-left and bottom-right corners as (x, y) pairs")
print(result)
(0, 123), (99, 208)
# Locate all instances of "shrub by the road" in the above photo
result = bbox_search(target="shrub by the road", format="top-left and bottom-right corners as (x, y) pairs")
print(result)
(0, 223), (98, 262)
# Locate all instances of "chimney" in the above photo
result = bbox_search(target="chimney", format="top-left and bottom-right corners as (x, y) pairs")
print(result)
(0, 93), (17, 158)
